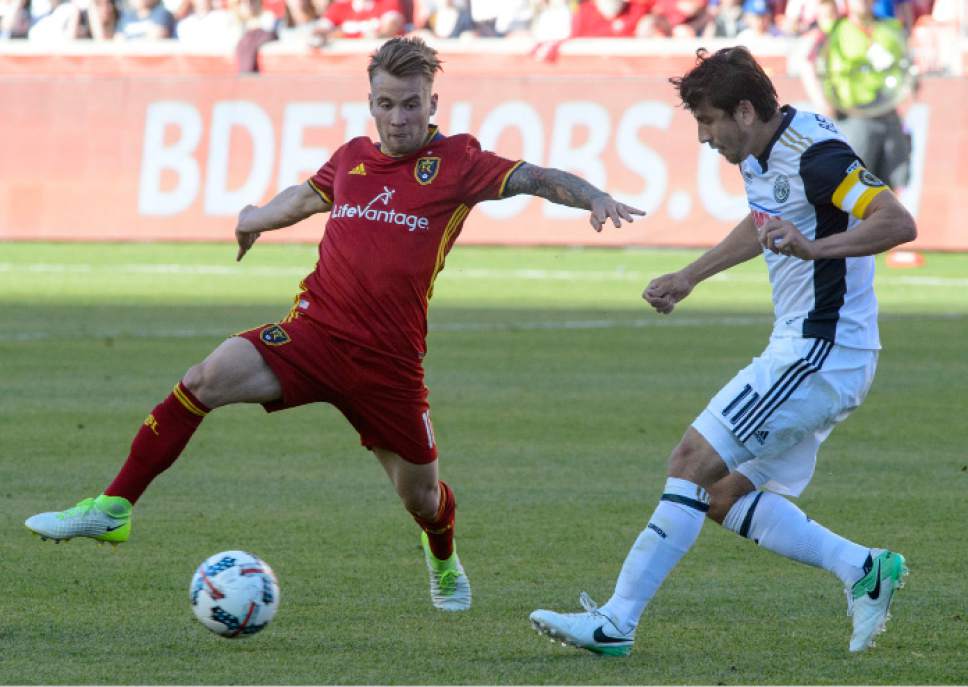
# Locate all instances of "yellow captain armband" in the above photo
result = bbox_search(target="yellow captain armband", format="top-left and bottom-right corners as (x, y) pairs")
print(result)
(832, 166), (889, 219)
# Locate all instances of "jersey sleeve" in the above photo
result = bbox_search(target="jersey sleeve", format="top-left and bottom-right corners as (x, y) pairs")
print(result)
(307, 144), (346, 206)
(800, 139), (889, 219)
(458, 135), (524, 205)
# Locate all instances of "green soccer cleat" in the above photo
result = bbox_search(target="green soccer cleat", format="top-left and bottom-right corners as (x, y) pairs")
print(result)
(25, 495), (132, 545)
(530, 592), (635, 657)
(420, 531), (471, 611)
(847, 549), (908, 652)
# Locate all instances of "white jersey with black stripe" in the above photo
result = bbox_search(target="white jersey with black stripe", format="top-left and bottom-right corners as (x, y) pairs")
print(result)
(741, 106), (889, 350)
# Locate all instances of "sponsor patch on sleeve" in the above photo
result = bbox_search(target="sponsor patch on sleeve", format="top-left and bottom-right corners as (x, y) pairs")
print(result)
(831, 165), (888, 219)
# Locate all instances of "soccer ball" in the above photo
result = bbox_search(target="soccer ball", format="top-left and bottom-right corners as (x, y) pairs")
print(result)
(189, 550), (280, 638)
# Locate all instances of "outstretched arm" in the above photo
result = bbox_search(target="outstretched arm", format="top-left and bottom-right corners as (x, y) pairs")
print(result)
(503, 162), (646, 232)
(644, 213), (761, 314)
(235, 183), (331, 261)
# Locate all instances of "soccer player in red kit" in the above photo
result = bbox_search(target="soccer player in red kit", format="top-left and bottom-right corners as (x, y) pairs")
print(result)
(25, 36), (644, 612)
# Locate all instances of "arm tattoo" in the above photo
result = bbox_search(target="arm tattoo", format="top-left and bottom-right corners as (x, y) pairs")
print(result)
(503, 163), (606, 209)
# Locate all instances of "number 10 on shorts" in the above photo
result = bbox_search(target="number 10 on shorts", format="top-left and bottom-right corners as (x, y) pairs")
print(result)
(421, 410), (436, 449)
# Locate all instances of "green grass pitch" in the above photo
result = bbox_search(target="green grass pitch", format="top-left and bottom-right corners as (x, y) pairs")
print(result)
(1, 241), (966, 684)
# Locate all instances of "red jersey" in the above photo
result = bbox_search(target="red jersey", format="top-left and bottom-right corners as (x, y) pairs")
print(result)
(323, 0), (404, 37)
(303, 127), (521, 361)
(571, 1), (652, 37)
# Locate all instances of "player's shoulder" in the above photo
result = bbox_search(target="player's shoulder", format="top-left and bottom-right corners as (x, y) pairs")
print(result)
(342, 135), (378, 153)
(433, 130), (484, 153)
(776, 108), (845, 158)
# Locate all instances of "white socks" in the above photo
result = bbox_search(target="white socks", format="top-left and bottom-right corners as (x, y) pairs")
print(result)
(601, 478), (709, 634)
(723, 490), (870, 586)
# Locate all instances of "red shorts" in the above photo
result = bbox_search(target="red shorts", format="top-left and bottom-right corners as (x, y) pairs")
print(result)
(237, 317), (437, 464)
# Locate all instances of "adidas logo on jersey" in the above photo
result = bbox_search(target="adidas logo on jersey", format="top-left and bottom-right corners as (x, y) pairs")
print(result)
(753, 430), (770, 445)
(349, 163), (366, 176)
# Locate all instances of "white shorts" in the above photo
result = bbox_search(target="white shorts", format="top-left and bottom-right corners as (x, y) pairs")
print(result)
(692, 337), (878, 497)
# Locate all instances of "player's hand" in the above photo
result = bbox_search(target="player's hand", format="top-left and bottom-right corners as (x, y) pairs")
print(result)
(235, 204), (261, 262)
(759, 218), (815, 260)
(643, 271), (694, 314)
(589, 194), (646, 232)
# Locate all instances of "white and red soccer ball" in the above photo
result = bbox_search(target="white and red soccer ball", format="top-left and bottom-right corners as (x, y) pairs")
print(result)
(189, 550), (280, 638)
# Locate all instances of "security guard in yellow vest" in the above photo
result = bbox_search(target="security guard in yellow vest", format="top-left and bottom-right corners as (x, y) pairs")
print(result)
(802, 0), (915, 189)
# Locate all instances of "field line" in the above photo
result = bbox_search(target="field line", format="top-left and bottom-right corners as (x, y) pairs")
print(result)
(3, 262), (968, 288)
(2, 312), (964, 342)
(1, 316), (769, 341)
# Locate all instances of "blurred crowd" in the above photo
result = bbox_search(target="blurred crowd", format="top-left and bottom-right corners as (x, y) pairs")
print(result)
(0, 0), (952, 43)
(0, 0), (959, 58)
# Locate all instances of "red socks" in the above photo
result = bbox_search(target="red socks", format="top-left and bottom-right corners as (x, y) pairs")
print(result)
(414, 480), (456, 560)
(104, 382), (209, 504)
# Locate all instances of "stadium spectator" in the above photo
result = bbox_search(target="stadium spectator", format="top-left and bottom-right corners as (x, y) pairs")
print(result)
(159, 0), (191, 23)
(412, 0), (475, 38)
(571, 0), (653, 37)
(1, 0), (32, 37)
(702, 0), (745, 37)
(798, 0), (840, 35)
(260, 0), (288, 19)
(80, 0), (122, 38)
(802, 0), (914, 189)
(314, 0), (404, 39)
(238, 0), (279, 32)
(27, 0), (82, 40)
(782, 0), (842, 35)
(650, 0), (712, 35)
(276, 0), (319, 44)
(736, 0), (782, 36)
(530, 0), (573, 41)
(468, 0), (533, 36)
(907, 0), (962, 74)
(116, 0), (176, 38)
(236, 0), (278, 70)
(30, 0), (53, 23)
(176, 0), (243, 47)
(872, 0), (913, 28)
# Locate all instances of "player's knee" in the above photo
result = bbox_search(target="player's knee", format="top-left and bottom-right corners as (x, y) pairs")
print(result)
(705, 491), (736, 524)
(400, 482), (439, 521)
(182, 362), (207, 397)
(667, 431), (725, 486)
(706, 475), (755, 524)
(182, 358), (222, 406)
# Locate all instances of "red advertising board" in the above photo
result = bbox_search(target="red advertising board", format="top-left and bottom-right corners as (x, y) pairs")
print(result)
(1, 50), (965, 249)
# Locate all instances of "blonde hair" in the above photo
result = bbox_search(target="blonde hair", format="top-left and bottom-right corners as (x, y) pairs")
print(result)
(367, 36), (443, 83)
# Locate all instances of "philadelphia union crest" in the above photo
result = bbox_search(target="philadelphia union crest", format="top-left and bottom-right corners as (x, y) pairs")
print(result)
(859, 169), (885, 187)
(414, 157), (440, 185)
(773, 174), (791, 203)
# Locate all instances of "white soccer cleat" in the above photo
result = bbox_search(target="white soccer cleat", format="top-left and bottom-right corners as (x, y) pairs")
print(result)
(25, 495), (132, 544)
(420, 531), (471, 611)
(847, 549), (908, 652)
(530, 592), (635, 657)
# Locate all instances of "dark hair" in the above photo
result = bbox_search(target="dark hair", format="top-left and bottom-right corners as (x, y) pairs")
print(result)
(367, 36), (443, 83)
(669, 47), (779, 122)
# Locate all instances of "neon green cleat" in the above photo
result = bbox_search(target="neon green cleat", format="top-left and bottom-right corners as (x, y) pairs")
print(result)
(848, 549), (908, 652)
(420, 531), (471, 611)
(25, 495), (132, 544)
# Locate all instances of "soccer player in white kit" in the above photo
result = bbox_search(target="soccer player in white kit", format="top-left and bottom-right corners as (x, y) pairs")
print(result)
(529, 46), (917, 656)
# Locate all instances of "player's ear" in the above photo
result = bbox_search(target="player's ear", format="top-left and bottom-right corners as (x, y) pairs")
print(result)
(429, 93), (438, 116)
(736, 100), (756, 126)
